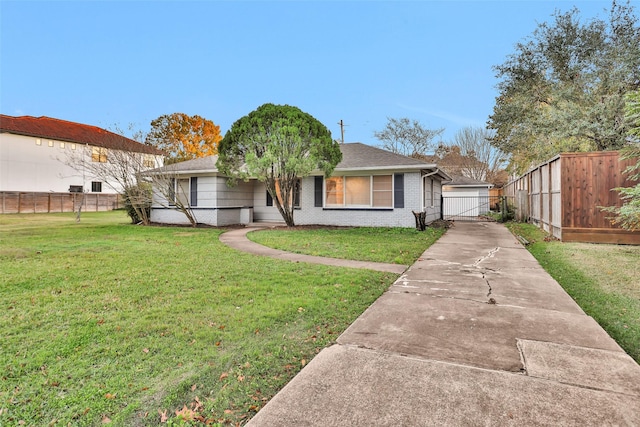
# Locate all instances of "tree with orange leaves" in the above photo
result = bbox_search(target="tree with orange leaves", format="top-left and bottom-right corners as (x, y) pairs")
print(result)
(146, 113), (222, 164)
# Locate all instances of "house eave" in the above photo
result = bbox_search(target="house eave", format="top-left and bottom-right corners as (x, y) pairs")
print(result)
(443, 184), (494, 189)
(329, 164), (438, 173)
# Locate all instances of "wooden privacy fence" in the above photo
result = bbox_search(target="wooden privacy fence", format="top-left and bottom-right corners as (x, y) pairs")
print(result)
(1, 192), (122, 214)
(504, 151), (639, 244)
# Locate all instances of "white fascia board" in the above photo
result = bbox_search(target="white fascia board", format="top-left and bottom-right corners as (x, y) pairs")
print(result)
(444, 184), (493, 188)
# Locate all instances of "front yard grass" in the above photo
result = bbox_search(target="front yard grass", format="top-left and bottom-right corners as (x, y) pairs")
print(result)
(0, 212), (438, 426)
(506, 222), (640, 364)
(248, 226), (446, 265)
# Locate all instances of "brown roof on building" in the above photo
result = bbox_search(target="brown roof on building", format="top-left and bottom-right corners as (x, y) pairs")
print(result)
(0, 115), (164, 155)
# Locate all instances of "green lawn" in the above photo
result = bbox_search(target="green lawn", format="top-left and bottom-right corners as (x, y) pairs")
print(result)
(248, 226), (446, 265)
(506, 222), (640, 363)
(0, 212), (438, 426)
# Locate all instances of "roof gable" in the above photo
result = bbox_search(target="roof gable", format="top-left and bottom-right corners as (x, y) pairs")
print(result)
(0, 115), (163, 155)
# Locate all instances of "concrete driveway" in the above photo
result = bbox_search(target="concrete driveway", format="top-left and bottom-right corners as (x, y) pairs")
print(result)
(247, 221), (640, 426)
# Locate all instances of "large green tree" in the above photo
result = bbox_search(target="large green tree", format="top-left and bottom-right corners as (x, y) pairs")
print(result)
(488, 1), (640, 173)
(217, 104), (342, 226)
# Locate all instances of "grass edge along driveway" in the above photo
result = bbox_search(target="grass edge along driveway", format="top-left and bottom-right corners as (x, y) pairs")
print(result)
(506, 222), (640, 365)
(0, 212), (444, 426)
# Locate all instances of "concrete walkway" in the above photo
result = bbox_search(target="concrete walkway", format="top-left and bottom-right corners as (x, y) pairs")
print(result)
(242, 221), (640, 426)
(219, 226), (408, 274)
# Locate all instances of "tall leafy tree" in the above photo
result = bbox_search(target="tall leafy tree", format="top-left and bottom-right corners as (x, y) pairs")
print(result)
(217, 103), (342, 226)
(373, 117), (444, 157)
(146, 113), (222, 164)
(488, 1), (640, 173)
(601, 90), (640, 230)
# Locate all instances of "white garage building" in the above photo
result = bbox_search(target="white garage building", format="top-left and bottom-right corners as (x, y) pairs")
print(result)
(442, 176), (493, 220)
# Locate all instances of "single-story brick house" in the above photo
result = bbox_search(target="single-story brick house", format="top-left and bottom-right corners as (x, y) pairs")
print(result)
(149, 142), (450, 227)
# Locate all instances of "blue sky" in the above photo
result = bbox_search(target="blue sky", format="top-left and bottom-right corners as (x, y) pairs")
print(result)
(1, 0), (616, 146)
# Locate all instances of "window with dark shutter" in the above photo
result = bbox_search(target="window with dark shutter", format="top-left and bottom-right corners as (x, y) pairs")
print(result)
(394, 173), (404, 208)
(266, 190), (273, 207)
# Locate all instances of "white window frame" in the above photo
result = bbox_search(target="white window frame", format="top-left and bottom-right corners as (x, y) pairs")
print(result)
(325, 174), (393, 208)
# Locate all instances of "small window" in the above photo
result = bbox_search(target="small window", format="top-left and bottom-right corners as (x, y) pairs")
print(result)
(176, 178), (190, 206)
(35, 138), (42, 146)
(325, 177), (344, 207)
(91, 181), (102, 193)
(430, 179), (435, 207)
(60, 142), (65, 149)
(69, 185), (83, 193)
(92, 147), (107, 162)
(71, 143), (76, 150)
(48, 140), (54, 147)
(143, 155), (155, 168)
(267, 180), (301, 208)
(372, 175), (392, 207)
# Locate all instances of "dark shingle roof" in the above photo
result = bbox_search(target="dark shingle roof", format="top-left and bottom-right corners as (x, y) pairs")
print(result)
(0, 115), (163, 155)
(148, 155), (220, 173)
(148, 142), (449, 178)
(335, 143), (435, 170)
(444, 175), (492, 187)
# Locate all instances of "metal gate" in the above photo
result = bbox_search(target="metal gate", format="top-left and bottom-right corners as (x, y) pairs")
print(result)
(441, 195), (513, 222)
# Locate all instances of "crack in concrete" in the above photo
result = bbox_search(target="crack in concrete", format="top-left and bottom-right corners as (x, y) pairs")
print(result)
(472, 247), (500, 268)
(483, 272), (492, 299)
(471, 247), (500, 304)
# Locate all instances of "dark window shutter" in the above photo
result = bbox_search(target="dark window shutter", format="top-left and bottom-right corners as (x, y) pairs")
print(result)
(169, 178), (176, 206)
(314, 176), (323, 207)
(394, 174), (404, 208)
(190, 177), (198, 207)
(266, 190), (273, 207)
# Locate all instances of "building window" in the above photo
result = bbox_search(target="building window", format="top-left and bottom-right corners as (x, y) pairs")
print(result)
(325, 175), (393, 208)
(92, 147), (107, 162)
(71, 143), (76, 150)
(325, 177), (344, 206)
(35, 138), (42, 146)
(48, 140), (54, 147)
(373, 175), (393, 207)
(430, 179), (435, 207)
(267, 179), (301, 208)
(91, 181), (102, 192)
(69, 185), (83, 193)
(60, 142), (65, 149)
(143, 155), (156, 168)
(176, 178), (190, 206)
